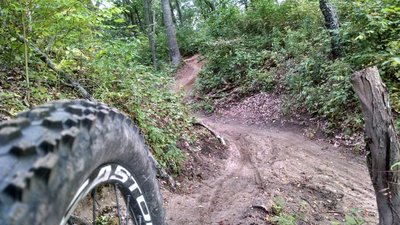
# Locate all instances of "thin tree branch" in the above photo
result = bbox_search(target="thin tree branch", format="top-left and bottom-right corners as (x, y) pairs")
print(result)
(16, 34), (94, 101)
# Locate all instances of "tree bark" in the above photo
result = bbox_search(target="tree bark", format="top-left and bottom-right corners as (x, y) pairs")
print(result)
(161, 0), (181, 66)
(143, 0), (157, 70)
(203, 0), (215, 12)
(169, 0), (177, 24)
(204, 0), (215, 12)
(351, 66), (400, 225)
(133, 6), (145, 33)
(174, 0), (183, 24)
(319, 0), (341, 59)
(17, 34), (93, 101)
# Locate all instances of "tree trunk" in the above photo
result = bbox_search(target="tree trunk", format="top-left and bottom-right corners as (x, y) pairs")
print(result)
(319, 0), (341, 59)
(203, 0), (215, 12)
(169, 0), (177, 24)
(133, 7), (145, 33)
(174, 0), (183, 24)
(351, 66), (400, 225)
(143, 0), (157, 70)
(161, 0), (181, 66)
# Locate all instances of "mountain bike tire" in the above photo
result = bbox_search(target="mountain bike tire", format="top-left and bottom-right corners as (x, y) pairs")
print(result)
(0, 100), (165, 225)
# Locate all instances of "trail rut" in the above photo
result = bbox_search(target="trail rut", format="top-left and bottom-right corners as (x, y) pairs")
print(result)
(164, 55), (377, 224)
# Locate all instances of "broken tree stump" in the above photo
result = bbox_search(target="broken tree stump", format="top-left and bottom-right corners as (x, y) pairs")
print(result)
(351, 66), (400, 224)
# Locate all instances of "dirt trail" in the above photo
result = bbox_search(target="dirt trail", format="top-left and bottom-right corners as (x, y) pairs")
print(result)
(173, 54), (205, 94)
(164, 55), (378, 224)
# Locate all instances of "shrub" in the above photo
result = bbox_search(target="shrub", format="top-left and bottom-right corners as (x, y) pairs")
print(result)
(196, 36), (275, 98)
(88, 38), (190, 172)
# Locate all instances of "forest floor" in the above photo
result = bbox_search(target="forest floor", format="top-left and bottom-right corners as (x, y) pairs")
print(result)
(162, 55), (378, 224)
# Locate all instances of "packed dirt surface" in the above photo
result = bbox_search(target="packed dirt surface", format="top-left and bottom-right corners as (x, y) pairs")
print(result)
(173, 54), (205, 94)
(163, 55), (378, 224)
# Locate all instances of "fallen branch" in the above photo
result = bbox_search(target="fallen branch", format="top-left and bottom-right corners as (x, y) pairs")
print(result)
(251, 205), (268, 213)
(16, 34), (93, 101)
(325, 211), (345, 215)
(193, 121), (226, 146)
(300, 197), (317, 212)
(213, 87), (241, 106)
(207, 84), (238, 99)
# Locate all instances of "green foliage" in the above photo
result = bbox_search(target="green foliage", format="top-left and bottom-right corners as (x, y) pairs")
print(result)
(331, 209), (365, 225)
(270, 199), (366, 225)
(246, 69), (276, 92)
(285, 57), (362, 131)
(271, 214), (296, 225)
(176, 25), (207, 56)
(95, 215), (109, 225)
(1, 0), (399, 174)
(271, 198), (285, 215)
(343, 215), (365, 225)
(206, 6), (242, 38)
(0, 0), (119, 67)
(270, 198), (297, 225)
(340, 0), (400, 72)
(81, 37), (190, 173)
(245, 0), (322, 34)
(339, 0), (400, 112)
(196, 35), (275, 98)
(0, 0), (190, 173)
(195, 0), (399, 133)
(0, 92), (27, 116)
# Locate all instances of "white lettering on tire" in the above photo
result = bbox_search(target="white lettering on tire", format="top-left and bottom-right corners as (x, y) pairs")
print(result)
(137, 195), (152, 222)
(110, 165), (130, 183)
(60, 164), (152, 225)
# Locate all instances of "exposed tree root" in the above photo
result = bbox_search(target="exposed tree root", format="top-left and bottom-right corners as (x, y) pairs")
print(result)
(193, 121), (226, 146)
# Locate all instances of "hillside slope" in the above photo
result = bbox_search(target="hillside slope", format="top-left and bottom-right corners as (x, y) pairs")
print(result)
(163, 55), (378, 224)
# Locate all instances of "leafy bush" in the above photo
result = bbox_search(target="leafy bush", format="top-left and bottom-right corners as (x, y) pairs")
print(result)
(245, 0), (322, 34)
(285, 58), (362, 131)
(196, 0), (399, 134)
(0, 92), (27, 116)
(340, 0), (400, 113)
(196, 36), (274, 96)
(82, 38), (191, 173)
(176, 25), (208, 57)
(340, 0), (400, 74)
(206, 6), (243, 39)
(0, 1), (190, 173)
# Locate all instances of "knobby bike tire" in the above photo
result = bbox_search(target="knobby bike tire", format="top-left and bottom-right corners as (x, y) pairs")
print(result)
(0, 100), (165, 225)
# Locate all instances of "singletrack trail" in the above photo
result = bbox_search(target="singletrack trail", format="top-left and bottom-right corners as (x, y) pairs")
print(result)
(163, 55), (378, 224)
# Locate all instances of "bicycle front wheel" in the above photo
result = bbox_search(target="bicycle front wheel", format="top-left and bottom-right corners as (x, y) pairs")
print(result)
(0, 100), (165, 225)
